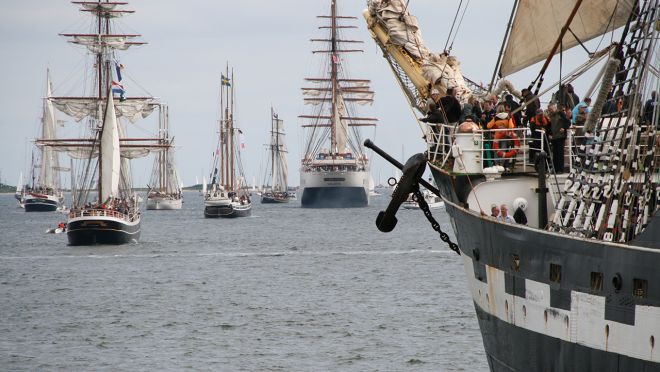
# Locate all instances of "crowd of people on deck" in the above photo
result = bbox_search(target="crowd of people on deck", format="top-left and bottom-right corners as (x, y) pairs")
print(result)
(74, 197), (133, 216)
(419, 83), (658, 174)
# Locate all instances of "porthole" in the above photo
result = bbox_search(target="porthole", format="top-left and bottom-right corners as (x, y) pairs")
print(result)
(612, 273), (622, 291)
(606, 324), (610, 338)
(522, 305), (527, 317)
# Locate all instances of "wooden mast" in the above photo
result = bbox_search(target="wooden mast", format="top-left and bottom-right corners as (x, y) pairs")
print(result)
(330, 0), (338, 159)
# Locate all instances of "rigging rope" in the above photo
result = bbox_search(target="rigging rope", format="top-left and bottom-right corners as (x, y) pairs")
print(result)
(444, 0), (464, 53)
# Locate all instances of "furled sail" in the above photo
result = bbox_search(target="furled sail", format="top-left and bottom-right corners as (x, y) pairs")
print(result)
(500, 0), (634, 77)
(50, 97), (157, 123)
(100, 93), (121, 201)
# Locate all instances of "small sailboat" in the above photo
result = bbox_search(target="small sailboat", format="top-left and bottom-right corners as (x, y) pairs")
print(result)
(261, 108), (290, 203)
(146, 104), (183, 210)
(14, 172), (24, 208)
(204, 66), (252, 218)
(24, 72), (65, 212)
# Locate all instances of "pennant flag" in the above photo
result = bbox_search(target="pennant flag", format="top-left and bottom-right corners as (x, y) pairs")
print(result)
(221, 74), (231, 87)
(238, 129), (245, 150)
(332, 54), (339, 64)
(114, 61), (124, 82)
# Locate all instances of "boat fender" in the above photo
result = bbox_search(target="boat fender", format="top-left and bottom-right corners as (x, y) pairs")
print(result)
(513, 197), (527, 211)
(602, 184), (613, 198)
(451, 143), (462, 158)
(564, 178), (573, 191)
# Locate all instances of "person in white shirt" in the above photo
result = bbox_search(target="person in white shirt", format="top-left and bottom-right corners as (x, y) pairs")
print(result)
(498, 204), (516, 223)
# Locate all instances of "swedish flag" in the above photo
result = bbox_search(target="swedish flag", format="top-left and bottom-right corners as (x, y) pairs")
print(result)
(221, 74), (231, 87)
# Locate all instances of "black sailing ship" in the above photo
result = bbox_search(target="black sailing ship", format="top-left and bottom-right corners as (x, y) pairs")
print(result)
(365, 0), (659, 370)
(40, 1), (164, 245)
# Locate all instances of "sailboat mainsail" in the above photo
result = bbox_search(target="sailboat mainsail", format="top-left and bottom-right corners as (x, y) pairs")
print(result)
(100, 92), (121, 202)
(499, 0), (634, 77)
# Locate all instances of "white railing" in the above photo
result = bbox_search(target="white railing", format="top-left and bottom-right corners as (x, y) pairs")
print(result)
(69, 208), (139, 222)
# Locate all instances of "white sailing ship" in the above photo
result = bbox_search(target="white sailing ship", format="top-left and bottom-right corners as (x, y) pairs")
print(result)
(261, 108), (290, 203)
(146, 104), (183, 210)
(298, 0), (377, 208)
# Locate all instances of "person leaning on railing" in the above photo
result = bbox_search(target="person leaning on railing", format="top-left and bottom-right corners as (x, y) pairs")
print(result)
(548, 104), (571, 173)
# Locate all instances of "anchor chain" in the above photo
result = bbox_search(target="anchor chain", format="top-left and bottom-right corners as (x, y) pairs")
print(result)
(412, 186), (460, 255)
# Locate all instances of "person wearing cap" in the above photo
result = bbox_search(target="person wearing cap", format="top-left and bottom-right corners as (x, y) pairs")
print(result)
(529, 107), (551, 163)
(420, 88), (443, 123)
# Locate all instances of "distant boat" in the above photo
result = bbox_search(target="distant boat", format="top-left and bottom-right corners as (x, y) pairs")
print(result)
(146, 104), (183, 210)
(298, 0), (377, 208)
(14, 171), (24, 208)
(402, 189), (444, 210)
(261, 108), (290, 204)
(204, 65), (252, 218)
(23, 71), (65, 212)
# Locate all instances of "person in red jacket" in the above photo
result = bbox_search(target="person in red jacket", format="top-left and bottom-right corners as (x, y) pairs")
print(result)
(529, 108), (551, 164)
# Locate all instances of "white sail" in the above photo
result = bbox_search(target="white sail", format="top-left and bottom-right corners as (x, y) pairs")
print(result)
(100, 93), (121, 201)
(335, 95), (349, 154)
(500, 0), (634, 77)
(50, 97), (157, 123)
(202, 176), (207, 195)
(39, 73), (58, 189)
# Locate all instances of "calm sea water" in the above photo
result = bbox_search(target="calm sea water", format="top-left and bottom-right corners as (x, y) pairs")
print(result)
(0, 191), (487, 371)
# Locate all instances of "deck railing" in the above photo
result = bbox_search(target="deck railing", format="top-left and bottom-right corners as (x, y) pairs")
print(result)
(69, 208), (139, 222)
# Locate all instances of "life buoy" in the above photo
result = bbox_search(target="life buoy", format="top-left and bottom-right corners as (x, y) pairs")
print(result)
(493, 131), (520, 158)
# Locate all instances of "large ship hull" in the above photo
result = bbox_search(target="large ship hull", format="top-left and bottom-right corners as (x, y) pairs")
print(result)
(146, 196), (182, 210)
(23, 194), (60, 212)
(299, 170), (369, 208)
(67, 214), (140, 245)
(432, 169), (660, 370)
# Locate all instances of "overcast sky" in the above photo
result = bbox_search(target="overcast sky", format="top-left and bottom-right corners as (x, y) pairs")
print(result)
(1, 0), (605, 188)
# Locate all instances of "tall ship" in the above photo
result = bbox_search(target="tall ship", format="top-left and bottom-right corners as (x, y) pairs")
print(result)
(261, 108), (290, 204)
(146, 104), (183, 210)
(204, 67), (252, 218)
(39, 0), (164, 245)
(298, 0), (377, 208)
(365, 0), (660, 370)
(23, 71), (65, 212)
